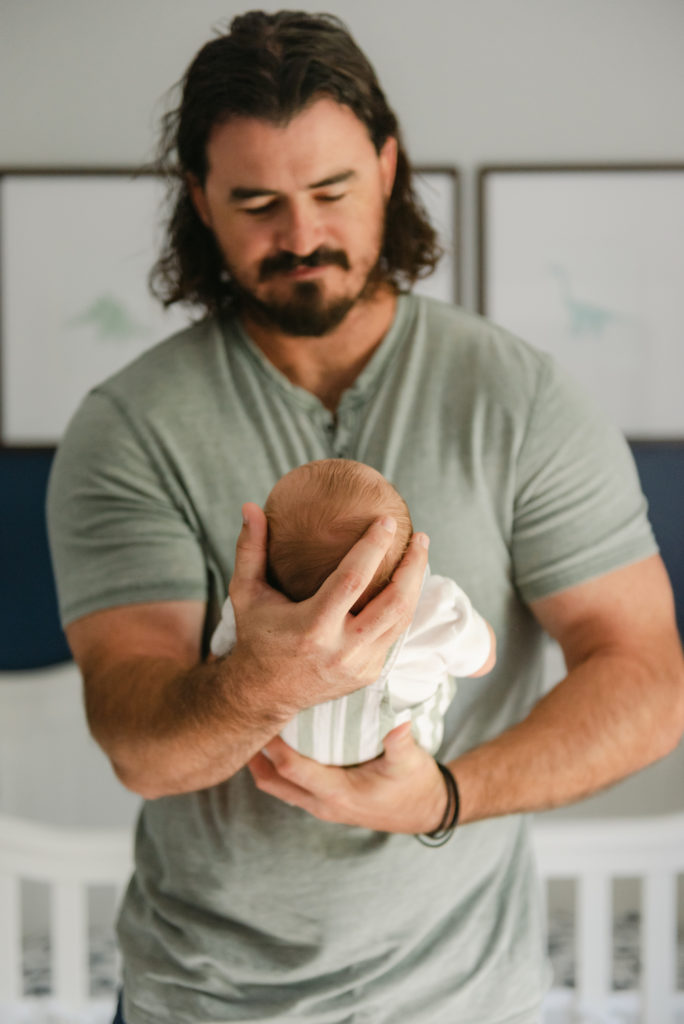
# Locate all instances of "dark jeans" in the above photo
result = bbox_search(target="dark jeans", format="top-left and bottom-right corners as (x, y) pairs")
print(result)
(113, 994), (126, 1024)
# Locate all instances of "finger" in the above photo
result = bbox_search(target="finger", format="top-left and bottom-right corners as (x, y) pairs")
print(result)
(352, 531), (430, 642)
(313, 516), (398, 617)
(264, 736), (344, 799)
(230, 502), (269, 591)
(248, 750), (316, 807)
(249, 744), (343, 820)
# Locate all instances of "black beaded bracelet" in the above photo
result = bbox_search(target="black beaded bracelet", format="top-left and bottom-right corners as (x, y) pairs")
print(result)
(415, 761), (460, 847)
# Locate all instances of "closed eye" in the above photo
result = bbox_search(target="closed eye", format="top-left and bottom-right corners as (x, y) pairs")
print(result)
(240, 192), (346, 215)
(242, 200), (279, 216)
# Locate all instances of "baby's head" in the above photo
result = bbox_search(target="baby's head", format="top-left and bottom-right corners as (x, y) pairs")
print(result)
(265, 459), (413, 611)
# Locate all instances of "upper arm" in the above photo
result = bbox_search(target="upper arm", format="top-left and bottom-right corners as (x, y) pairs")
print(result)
(66, 600), (208, 681)
(530, 554), (682, 672)
(511, 354), (658, 606)
(47, 390), (209, 633)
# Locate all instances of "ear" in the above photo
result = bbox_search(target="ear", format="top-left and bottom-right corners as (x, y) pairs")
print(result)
(378, 135), (398, 200)
(186, 173), (212, 229)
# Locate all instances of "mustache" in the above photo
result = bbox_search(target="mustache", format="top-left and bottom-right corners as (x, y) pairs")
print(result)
(259, 247), (350, 281)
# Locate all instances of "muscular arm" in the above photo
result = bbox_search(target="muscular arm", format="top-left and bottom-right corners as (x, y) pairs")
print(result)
(249, 555), (684, 832)
(67, 600), (289, 799)
(67, 504), (429, 799)
(450, 554), (684, 823)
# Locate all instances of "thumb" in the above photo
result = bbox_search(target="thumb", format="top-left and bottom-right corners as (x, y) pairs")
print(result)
(382, 721), (416, 764)
(230, 502), (269, 592)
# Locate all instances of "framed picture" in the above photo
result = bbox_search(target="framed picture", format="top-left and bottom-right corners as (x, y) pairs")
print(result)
(0, 170), (199, 449)
(0, 166), (459, 449)
(478, 165), (684, 440)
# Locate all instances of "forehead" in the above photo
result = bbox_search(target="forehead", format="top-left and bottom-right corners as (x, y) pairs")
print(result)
(203, 97), (378, 187)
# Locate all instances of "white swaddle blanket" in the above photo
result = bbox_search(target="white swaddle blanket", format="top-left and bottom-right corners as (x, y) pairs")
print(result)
(210, 567), (491, 765)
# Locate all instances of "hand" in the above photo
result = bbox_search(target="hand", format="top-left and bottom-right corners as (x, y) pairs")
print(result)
(228, 502), (430, 716)
(247, 723), (448, 834)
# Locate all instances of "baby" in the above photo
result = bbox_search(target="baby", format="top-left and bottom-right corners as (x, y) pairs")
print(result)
(211, 459), (495, 765)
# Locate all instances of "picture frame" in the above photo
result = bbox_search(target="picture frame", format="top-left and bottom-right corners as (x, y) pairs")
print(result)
(0, 169), (195, 450)
(477, 165), (684, 440)
(0, 166), (459, 449)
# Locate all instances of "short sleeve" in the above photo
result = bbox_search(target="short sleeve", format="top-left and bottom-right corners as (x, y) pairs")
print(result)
(512, 356), (658, 603)
(46, 389), (208, 627)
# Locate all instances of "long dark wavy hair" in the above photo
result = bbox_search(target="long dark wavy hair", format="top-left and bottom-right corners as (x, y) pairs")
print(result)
(149, 10), (442, 316)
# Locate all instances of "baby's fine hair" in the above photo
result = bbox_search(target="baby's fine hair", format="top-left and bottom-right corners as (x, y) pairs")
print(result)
(265, 459), (413, 605)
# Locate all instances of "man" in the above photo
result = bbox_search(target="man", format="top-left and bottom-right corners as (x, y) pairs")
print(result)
(47, 11), (684, 1024)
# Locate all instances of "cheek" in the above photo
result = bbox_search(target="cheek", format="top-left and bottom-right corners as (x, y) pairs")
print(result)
(352, 187), (386, 235)
(331, 199), (381, 248)
(218, 219), (272, 266)
(343, 204), (385, 260)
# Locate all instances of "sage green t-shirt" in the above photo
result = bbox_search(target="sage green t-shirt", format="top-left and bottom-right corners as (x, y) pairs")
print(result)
(47, 295), (657, 1024)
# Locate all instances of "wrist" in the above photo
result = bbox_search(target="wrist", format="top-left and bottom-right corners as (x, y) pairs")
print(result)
(218, 643), (300, 727)
(416, 761), (460, 847)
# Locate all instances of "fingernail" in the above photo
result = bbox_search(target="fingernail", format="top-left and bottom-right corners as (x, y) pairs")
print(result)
(415, 532), (430, 549)
(380, 515), (397, 534)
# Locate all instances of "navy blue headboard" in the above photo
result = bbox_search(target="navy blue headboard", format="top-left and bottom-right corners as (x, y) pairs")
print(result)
(631, 441), (684, 635)
(0, 444), (682, 670)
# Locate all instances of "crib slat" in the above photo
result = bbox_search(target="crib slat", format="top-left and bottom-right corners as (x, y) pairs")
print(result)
(642, 870), (676, 1024)
(51, 879), (88, 1005)
(576, 872), (611, 1012)
(0, 873), (22, 999)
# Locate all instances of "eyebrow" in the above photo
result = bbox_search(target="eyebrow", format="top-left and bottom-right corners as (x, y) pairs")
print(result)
(229, 170), (356, 202)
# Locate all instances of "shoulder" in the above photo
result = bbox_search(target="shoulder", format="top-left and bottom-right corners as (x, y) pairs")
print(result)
(409, 294), (540, 356)
(409, 295), (552, 386)
(61, 313), (239, 446)
(405, 293), (557, 420)
(97, 314), (226, 405)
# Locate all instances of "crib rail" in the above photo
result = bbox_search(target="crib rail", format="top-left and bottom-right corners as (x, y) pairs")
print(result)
(1, 812), (683, 1022)
(0, 814), (133, 1007)
(533, 812), (684, 1023)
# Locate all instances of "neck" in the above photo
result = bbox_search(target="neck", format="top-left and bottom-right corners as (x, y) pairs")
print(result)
(241, 286), (398, 412)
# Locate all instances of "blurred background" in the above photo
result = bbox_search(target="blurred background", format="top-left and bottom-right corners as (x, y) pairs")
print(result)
(0, 3), (683, 1014)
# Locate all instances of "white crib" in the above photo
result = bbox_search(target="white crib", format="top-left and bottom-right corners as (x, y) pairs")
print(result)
(0, 811), (683, 1024)
(1, 662), (683, 1023)
(535, 813), (684, 1024)
(0, 814), (132, 1024)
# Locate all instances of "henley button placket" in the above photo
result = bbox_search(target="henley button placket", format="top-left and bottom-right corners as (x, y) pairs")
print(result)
(331, 413), (352, 460)
(320, 414), (337, 458)
(333, 401), (361, 460)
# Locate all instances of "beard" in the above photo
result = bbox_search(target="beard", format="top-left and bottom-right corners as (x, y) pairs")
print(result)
(223, 240), (386, 337)
(237, 280), (360, 337)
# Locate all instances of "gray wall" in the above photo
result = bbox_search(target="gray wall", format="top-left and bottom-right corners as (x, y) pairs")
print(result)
(2, 0), (683, 821)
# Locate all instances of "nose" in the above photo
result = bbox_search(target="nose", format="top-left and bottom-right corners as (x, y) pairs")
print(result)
(276, 198), (321, 256)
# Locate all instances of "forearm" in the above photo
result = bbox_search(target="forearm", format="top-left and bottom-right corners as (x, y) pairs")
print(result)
(85, 652), (292, 799)
(247, 558), (684, 835)
(69, 516), (430, 805)
(451, 647), (684, 826)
